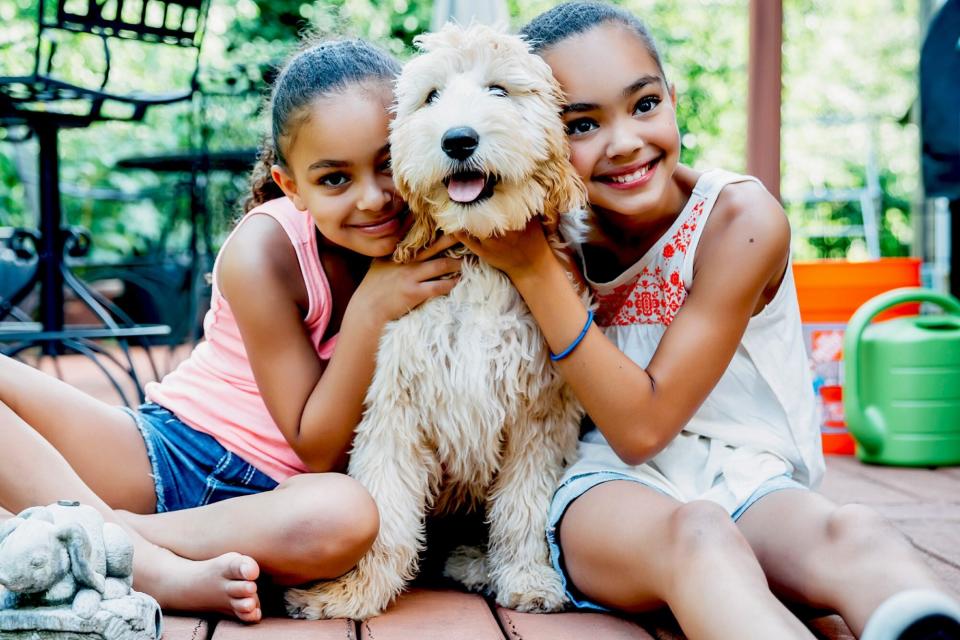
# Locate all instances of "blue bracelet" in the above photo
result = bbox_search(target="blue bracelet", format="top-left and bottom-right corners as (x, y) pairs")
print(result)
(550, 309), (594, 361)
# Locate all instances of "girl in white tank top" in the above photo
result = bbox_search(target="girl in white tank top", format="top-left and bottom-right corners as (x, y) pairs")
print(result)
(460, 4), (960, 638)
(566, 168), (823, 513)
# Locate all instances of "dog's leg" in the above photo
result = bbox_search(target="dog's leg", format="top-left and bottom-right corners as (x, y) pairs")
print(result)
(486, 399), (580, 613)
(284, 406), (440, 620)
(444, 544), (490, 593)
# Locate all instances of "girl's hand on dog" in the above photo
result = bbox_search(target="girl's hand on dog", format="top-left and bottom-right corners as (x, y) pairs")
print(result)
(354, 234), (462, 323)
(455, 218), (554, 281)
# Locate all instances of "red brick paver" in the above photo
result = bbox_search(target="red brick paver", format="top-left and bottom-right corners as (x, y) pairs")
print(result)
(213, 617), (356, 640)
(359, 589), (503, 640)
(497, 608), (656, 639)
(161, 616), (210, 640)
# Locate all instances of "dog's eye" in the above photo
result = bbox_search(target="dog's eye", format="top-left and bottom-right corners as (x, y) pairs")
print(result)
(488, 85), (508, 97)
(425, 89), (439, 105)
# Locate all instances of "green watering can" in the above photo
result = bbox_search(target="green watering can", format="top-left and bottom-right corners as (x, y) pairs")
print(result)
(844, 287), (960, 466)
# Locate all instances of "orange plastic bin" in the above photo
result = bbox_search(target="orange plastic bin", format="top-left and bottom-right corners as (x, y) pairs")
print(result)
(792, 258), (922, 455)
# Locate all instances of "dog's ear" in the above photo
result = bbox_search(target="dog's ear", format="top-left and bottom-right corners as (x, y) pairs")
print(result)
(393, 212), (438, 264)
(393, 181), (439, 264)
(535, 77), (588, 231)
(537, 129), (587, 233)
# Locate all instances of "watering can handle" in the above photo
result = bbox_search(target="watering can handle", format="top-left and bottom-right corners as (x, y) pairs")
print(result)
(843, 287), (960, 454)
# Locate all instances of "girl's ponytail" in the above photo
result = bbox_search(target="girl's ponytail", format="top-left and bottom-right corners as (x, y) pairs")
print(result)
(243, 138), (284, 214)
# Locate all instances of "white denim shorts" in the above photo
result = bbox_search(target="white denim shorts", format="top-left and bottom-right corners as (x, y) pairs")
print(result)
(545, 470), (806, 611)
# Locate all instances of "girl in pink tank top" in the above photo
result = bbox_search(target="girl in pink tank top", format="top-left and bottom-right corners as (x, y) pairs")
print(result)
(0, 38), (461, 622)
(459, 4), (960, 639)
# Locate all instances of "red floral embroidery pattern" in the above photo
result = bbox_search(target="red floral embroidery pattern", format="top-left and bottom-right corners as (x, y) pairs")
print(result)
(594, 198), (707, 327)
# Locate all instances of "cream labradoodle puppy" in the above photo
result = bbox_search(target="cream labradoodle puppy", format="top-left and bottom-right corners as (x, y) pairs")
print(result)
(285, 24), (588, 620)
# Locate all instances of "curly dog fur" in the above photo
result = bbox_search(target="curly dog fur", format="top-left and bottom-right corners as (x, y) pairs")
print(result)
(285, 24), (588, 620)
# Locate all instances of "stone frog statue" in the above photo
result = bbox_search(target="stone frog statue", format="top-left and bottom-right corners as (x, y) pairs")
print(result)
(0, 500), (134, 619)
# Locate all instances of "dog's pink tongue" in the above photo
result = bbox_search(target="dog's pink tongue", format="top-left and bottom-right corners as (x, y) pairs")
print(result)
(448, 177), (485, 203)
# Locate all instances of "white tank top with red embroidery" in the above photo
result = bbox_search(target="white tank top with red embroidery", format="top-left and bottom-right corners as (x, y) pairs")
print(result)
(565, 169), (824, 513)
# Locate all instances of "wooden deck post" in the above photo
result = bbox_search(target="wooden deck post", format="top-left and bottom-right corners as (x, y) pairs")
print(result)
(747, 0), (783, 201)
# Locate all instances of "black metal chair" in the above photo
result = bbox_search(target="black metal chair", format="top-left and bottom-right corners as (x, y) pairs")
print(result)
(1, 0), (208, 123)
(112, 60), (267, 347)
(0, 0), (211, 404)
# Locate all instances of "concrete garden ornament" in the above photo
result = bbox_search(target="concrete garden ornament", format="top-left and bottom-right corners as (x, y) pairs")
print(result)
(0, 501), (161, 640)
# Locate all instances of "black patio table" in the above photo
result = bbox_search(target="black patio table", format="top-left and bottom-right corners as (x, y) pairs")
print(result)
(111, 147), (259, 346)
(0, 0), (211, 404)
(0, 110), (172, 349)
(115, 146), (259, 254)
(116, 148), (259, 175)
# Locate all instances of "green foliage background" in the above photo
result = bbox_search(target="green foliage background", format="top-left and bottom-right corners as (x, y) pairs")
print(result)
(0, 0), (921, 262)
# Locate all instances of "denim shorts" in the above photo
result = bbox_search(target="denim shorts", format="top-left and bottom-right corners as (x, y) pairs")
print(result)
(121, 402), (278, 513)
(545, 471), (806, 611)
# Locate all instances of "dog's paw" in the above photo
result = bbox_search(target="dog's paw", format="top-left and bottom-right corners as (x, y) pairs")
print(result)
(284, 574), (394, 621)
(494, 563), (569, 613)
(443, 545), (490, 593)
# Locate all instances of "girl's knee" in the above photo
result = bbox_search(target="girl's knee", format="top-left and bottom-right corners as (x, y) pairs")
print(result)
(329, 476), (380, 552)
(825, 503), (898, 550)
(649, 501), (759, 601)
(668, 501), (752, 559)
(277, 474), (379, 576)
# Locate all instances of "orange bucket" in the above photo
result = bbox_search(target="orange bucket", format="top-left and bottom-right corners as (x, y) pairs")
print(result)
(793, 258), (922, 455)
(793, 258), (922, 323)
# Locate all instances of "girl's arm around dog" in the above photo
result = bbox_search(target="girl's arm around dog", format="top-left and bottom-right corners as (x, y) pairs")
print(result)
(220, 218), (461, 472)
(458, 183), (789, 467)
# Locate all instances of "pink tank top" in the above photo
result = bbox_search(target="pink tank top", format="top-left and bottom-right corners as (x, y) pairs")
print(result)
(145, 197), (338, 481)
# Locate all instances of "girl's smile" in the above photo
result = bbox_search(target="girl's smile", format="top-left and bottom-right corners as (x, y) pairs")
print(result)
(345, 205), (409, 238)
(594, 155), (662, 189)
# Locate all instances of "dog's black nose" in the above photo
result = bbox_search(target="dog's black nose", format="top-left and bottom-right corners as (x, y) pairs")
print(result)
(441, 127), (479, 161)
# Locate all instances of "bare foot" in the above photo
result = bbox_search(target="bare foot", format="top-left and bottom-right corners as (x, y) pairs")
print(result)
(136, 547), (263, 622)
